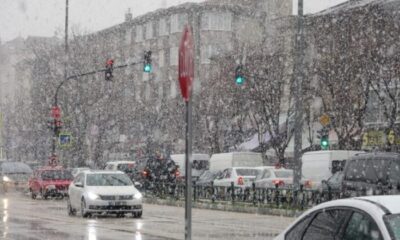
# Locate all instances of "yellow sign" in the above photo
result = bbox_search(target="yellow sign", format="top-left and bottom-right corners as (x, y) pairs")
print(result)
(319, 114), (330, 126)
(362, 131), (384, 146)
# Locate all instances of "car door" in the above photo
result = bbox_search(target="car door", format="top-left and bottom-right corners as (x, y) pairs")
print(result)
(70, 173), (84, 208)
(285, 208), (351, 240)
(342, 211), (383, 240)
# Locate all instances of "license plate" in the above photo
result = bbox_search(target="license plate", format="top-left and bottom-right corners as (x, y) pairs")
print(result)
(108, 201), (127, 206)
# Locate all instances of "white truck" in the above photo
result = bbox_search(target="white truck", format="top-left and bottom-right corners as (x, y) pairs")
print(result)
(170, 154), (210, 180)
(209, 152), (263, 173)
(301, 150), (364, 190)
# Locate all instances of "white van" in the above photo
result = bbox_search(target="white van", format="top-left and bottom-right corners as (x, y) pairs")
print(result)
(301, 150), (364, 190)
(170, 154), (210, 180)
(209, 152), (263, 173)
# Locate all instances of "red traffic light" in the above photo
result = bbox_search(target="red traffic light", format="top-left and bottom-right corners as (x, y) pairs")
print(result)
(106, 59), (114, 66)
(51, 106), (61, 119)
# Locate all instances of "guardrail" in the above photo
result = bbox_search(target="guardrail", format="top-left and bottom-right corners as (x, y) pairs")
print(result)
(142, 181), (400, 210)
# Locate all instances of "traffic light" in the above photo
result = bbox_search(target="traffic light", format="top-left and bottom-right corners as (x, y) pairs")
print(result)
(144, 51), (152, 73)
(320, 135), (329, 150)
(105, 59), (114, 81)
(317, 127), (330, 150)
(235, 65), (245, 85)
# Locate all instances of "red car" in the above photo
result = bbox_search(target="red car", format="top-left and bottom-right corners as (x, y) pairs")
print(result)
(28, 166), (73, 199)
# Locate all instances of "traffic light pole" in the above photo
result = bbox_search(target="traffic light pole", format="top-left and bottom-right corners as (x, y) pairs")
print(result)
(293, 0), (305, 188)
(50, 60), (145, 161)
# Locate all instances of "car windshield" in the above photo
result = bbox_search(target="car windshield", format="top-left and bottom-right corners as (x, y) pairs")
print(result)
(117, 163), (135, 173)
(274, 170), (293, 178)
(236, 169), (259, 177)
(41, 170), (73, 180)
(385, 214), (400, 239)
(86, 173), (133, 186)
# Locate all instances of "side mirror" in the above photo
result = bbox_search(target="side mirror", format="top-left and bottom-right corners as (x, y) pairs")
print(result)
(75, 182), (83, 188)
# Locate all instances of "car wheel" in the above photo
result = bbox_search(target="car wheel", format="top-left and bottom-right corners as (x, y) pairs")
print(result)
(40, 189), (48, 200)
(133, 211), (142, 218)
(67, 200), (76, 216)
(30, 189), (37, 199)
(116, 213), (125, 218)
(81, 198), (90, 218)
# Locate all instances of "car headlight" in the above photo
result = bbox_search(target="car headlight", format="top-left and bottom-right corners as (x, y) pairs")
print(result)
(87, 192), (100, 200)
(134, 192), (142, 199)
(3, 176), (11, 182)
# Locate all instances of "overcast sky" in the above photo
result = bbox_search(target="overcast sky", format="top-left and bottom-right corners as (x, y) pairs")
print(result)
(0, 0), (348, 42)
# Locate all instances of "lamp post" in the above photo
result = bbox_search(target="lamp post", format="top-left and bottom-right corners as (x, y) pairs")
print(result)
(293, 0), (305, 188)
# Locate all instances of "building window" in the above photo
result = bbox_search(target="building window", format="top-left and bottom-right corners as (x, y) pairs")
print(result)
(200, 44), (232, 64)
(201, 12), (232, 31)
(159, 50), (165, 67)
(170, 14), (188, 33)
(170, 47), (179, 66)
(125, 29), (132, 44)
(170, 81), (177, 98)
(135, 25), (143, 42)
(145, 22), (153, 39)
(159, 18), (168, 36)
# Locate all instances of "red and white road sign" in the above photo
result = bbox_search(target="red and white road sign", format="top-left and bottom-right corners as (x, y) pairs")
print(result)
(178, 25), (195, 102)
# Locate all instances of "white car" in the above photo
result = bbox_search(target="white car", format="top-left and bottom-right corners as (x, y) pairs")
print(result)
(275, 195), (400, 240)
(254, 167), (293, 189)
(67, 170), (143, 218)
(213, 167), (260, 188)
(71, 167), (90, 178)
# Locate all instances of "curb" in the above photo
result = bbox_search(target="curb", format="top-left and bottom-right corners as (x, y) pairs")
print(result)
(143, 197), (303, 217)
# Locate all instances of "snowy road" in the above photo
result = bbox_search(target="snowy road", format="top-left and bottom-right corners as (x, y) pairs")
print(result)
(0, 192), (294, 240)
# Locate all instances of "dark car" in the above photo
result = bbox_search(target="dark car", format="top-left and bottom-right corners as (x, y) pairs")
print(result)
(1, 162), (33, 192)
(141, 156), (179, 190)
(342, 152), (400, 197)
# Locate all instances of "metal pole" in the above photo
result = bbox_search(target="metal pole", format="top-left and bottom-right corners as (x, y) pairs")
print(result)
(184, 98), (193, 240)
(51, 0), (69, 158)
(293, 0), (304, 188)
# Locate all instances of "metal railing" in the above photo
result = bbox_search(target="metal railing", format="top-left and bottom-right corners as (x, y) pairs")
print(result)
(142, 181), (400, 210)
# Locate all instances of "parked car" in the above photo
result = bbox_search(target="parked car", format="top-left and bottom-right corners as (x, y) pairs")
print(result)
(196, 170), (219, 187)
(0, 161), (33, 192)
(28, 166), (73, 199)
(274, 195), (400, 240)
(301, 150), (363, 191)
(254, 167), (293, 189)
(342, 152), (400, 197)
(71, 167), (90, 178)
(67, 170), (143, 218)
(213, 167), (260, 188)
(141, 155), (179, 189)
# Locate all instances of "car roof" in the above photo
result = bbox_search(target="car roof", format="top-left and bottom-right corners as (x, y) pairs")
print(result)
(84, 170), (125, 175)
(351, 152), (400, 160)
(105, 161), (135, 164)
(307, 195), (400, 215)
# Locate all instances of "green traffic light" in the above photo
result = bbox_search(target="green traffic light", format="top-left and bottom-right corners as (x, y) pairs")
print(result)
(321, 136), (329, 149)
(236, 76), (244, 85)
(144, 64), (152, 73)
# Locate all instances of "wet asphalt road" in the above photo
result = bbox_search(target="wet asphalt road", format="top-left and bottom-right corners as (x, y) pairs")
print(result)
(0, 191), (294, 240)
